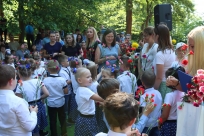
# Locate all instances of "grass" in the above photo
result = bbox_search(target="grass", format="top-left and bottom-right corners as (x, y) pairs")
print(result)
(44, 115), (75, 136)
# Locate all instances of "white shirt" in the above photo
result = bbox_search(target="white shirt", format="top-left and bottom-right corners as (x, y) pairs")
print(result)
(164, 90), (184, 120)
(140, 87), (162, 127)
(88, 81), (99, 93)
(43, 74), (67, 107)
(0, 90), (37, 136)
(71, 72), (79, 94)
(15, 79), (43, 102)
(141, 43), (158, 71)
(59, 67), (72, 95)
(75, 87), (95, 115)
(32, 67), (46, 79)
(117, 71), (137, 95)
(40, 61), (45, 68)
(153, 49), (176, 81)
(96, 130), (127, 136)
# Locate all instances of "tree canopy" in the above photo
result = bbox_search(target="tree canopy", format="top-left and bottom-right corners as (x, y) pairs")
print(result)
(1, 0), (203, 42)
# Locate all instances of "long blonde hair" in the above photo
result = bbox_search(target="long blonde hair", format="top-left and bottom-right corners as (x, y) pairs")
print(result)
(86, 27), (99, 48)
(187, 26), (204, 76)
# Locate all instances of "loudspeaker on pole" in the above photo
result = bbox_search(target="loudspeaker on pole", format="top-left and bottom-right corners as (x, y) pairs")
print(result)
(154, 4), (172, 31)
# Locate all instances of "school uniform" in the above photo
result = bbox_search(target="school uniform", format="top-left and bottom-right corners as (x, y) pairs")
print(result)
(0, 90), (37, 136)
(117, 70), (138, 95)
(160, 90), (184, 136)
(96, 129), (126, 136)
(89, 81), (108, 133)
(74, 87), (99, 136)
(43, 74), (67, 136)
(15, 79), (48, 134)
(69, 72), (80, 122)
(140, 87), (162, 136)
(59, 66), (72, 115)
(32, 67), (46, 79)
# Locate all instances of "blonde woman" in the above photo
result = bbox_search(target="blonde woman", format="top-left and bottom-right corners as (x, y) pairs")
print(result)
(62, 34), (83, 58)
(167, 26), (204, 90)
(86, 27), (100, 61)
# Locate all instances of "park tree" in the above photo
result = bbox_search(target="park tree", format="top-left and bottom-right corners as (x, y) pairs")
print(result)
(1, 0), (202, 43)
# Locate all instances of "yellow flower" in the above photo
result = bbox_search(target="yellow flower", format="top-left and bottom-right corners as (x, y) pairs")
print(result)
(132, 42), (139, 49)
(172, 39), (176, 45)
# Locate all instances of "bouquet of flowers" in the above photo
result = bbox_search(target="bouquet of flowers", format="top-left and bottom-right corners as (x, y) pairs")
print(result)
(179, 69), (204, 108)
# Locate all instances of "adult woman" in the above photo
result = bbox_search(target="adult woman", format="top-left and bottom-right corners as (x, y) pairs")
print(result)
(62, 34), (83, 57)
(153, 24), (176, 100)
(95, 29), (120, 72)
(76, 34), (83, 44)
(55, 31), (64, 46)
(138, 26), (158, 77)
(86, 27), (100, 61)
(167, 26), (204, 90)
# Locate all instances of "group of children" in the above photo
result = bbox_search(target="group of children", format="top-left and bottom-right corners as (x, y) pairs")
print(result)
(0, 50), (185, 136)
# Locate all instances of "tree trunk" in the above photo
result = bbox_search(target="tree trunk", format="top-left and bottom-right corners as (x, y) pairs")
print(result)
(126, 0), (132, 34)
(0, 0), (3, 14)
(18, 0), (25, 43)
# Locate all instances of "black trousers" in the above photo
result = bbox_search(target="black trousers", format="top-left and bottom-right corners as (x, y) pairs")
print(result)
(48, 105), (67, 136)
(26, 34), (34, 50)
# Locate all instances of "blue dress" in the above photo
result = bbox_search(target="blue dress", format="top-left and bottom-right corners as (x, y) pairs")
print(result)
(98, 44), (119, 72)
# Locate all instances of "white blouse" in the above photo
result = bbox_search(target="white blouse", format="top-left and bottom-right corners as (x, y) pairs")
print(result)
(141, 43), (158, 71)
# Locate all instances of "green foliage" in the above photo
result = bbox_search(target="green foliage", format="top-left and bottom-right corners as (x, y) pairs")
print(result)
(2, 0), (203, 42)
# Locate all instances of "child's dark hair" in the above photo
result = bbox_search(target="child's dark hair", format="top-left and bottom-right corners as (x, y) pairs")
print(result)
(141, 70), (156, 88)
(4, 54), (12, 64)
(46, 59), (60, 73)
(102, 67), (119, 78)
(104, 92), (139, 130)
(97, 78), (120, 99)
(165, 66), (185, 89)
(83, 59), (97, 81)
(165, 66), (185, 80)
(0, 65), (16, 88)
(17, 58), (36, 78)
(121, 55), (131, 68)
(58, 54), (68, 65)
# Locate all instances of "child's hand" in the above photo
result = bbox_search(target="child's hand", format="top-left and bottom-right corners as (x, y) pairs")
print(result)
(143, 103), (154, 116)
(126, 128), (141, 136)
(29, 105), (38, 113)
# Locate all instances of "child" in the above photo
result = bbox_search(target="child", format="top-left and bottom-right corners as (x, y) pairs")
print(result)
(32, 53), (46, 79)
(101, 66), (119, 80)
(159, 66), (185, 136)
(15, 58), (49, 136)
(95, 92), (140, 136)
(4, 54), (15, 68)
(97, 78), (155, 133)
(84, 59), (108, 132)
(58, 55), (72, 126)
(117, 55), (137, 95)
(68, 57), (82, 123)
(0, 65), (38, 136)
(140, 70), (162, 136)
(43, 60), (68, 136)
(74, 67), (104, 136)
